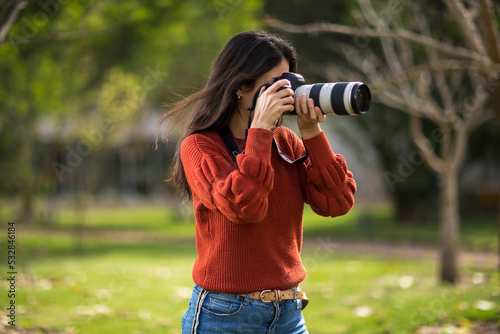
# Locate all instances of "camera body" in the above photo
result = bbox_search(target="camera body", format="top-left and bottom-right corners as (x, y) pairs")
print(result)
(274, 72), (371, 116)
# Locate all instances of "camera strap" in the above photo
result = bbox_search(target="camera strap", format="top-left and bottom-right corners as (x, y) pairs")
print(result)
(219, 81), (308, 164)
(220, 126), (243, 161)
(219, 126), (308, 165)
(248, 83), (271, 114)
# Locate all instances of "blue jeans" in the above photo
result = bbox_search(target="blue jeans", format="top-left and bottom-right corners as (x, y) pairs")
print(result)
(181, 285), (308, 334)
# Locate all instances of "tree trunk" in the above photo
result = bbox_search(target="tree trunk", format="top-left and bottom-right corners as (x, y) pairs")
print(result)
(18, 131), (36, 223)
(439, 167), (460, 284)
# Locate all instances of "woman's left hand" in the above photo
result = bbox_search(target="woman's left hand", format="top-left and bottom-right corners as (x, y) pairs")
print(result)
(295, 94), (325, 140)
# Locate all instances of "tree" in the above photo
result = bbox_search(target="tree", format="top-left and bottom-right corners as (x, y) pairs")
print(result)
(0, 0), (264, 221)
(264, 0), (443, 224)
(267, 0), (500, 283)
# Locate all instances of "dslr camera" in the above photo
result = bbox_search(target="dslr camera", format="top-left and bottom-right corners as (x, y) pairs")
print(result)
(259, 72), (371, 116)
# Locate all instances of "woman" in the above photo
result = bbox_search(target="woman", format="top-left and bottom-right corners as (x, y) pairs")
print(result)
(156, 30), (356, 334)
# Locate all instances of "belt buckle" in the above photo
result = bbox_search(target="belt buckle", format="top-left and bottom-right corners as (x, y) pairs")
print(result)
(259, 289), (281, 303)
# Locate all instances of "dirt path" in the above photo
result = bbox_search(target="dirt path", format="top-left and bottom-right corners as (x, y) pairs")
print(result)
(302, 237), (499, 269)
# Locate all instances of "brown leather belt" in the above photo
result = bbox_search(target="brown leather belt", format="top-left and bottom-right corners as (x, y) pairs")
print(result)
(239, 289), (308, 303)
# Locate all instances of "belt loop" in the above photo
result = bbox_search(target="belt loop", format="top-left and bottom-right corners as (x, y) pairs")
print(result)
(293, 287), (302, 310)
(275, 289), (282, 302)
(243, 293), (251, 305)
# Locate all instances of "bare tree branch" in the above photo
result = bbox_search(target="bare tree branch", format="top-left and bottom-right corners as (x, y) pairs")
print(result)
(357, 0), (427, 119)
(450, 126), (469, 172)
(478, 0), (500, 121)
(0, 0), (28, 45)
(410, 114), (446, 174)
(357, 0), (382, 28)
(479, 0), (500, 63)
(264, 16), (499, 71)
(413, 3), (453, 110)
(370, 61), (484, 90)
(442, 0), (488, 57)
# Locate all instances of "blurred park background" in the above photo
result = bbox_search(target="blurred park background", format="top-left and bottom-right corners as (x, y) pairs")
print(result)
(0, 0), (499, 333)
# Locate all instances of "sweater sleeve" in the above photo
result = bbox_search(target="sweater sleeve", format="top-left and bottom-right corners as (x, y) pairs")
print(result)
(298, 131), (356, 217)
(180, 128), (274, 224)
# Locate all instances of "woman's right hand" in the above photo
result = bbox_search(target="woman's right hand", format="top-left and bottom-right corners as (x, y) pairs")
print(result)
(250, 79), (295, 130)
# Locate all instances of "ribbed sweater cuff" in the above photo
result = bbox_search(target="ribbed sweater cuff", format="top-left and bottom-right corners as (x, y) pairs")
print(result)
(245, 128), (274, 161)
(303, 131), (336, 165)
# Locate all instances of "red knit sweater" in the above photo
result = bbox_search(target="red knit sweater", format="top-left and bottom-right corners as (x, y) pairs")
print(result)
(180, 127), (356, 294)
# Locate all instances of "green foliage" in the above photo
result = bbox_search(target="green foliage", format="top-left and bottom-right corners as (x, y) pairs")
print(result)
(0, 0), (264, 201)
(1, 0), (265, 114)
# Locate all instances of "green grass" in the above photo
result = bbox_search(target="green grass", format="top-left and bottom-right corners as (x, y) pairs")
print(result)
(7, 241), (195, 333)
(1, 231), (498, 333)
(0, 199), (498, 333)
(300, 252), (499, 333)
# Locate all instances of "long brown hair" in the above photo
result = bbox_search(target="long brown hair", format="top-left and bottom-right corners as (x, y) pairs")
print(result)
(155, 30), (298, 198)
